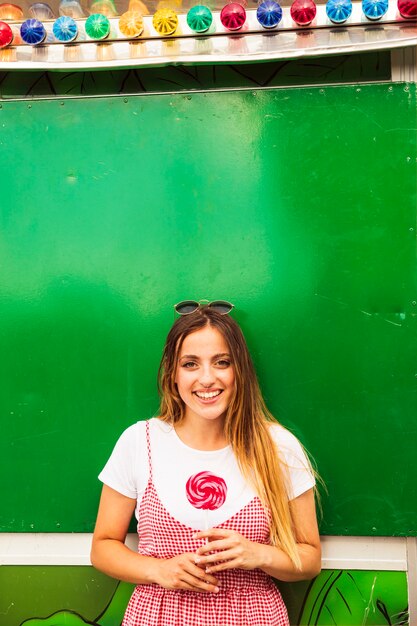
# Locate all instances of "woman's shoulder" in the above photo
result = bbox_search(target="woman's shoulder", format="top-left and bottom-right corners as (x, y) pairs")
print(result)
(268, 421), (312, 466)
(268, 421), (303, 450)
(114, 419), (144, 442)
(119, 417), (175, 443)
(117, 417), (164, 435)
(110, 418), (152, 452)
(268, 421), (315, 496)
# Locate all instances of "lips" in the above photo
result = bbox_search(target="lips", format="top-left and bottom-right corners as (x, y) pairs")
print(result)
(194, 390), (222, 400)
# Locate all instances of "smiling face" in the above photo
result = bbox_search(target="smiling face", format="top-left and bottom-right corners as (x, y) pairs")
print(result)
(175, 324), (235, 426)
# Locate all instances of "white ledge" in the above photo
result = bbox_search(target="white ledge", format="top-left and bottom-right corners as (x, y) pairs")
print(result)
(320, 536), (407, 571)
(0, 534), (408, 570)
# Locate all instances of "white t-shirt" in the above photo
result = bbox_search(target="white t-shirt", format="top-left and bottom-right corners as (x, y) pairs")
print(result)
(99, 418), (315, 530)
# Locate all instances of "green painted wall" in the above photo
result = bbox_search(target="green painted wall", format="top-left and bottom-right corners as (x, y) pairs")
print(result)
(0, 567), (408, 626)
(1, 82), (416, 535)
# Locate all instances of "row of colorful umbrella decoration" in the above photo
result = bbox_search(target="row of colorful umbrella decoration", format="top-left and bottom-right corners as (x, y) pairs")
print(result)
(0, 0), (416, 47)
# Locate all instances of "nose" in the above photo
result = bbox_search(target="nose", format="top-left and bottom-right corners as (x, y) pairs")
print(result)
(198, 364), (215, 387)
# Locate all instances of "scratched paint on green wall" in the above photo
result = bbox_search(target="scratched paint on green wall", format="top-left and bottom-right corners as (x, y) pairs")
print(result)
(0, 83), (416, 535)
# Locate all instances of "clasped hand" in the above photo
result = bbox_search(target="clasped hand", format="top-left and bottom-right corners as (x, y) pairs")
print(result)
(154, 529), (262, 593)
(194, 528), (262, 574)
(154, 552), (220, 593)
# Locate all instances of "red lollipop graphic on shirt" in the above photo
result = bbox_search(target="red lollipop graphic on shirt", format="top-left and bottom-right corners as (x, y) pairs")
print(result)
(186, 471), (227, 510)
(186, 471), (227, 531)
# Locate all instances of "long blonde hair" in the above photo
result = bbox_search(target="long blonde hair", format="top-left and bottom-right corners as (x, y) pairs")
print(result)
(158, 308), (307, 568)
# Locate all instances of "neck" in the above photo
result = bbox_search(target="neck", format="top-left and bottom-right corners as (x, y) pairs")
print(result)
(174, 416), (228, 451)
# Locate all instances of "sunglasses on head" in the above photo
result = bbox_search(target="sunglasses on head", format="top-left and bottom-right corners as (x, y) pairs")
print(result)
(174, 300), (234, 316)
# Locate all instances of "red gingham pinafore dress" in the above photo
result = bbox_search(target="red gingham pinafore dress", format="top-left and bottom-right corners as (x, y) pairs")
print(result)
(122, 421), (289, 626)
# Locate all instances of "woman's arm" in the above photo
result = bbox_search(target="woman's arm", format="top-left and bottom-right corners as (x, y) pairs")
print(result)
(91, 485), (220, 591)
(194, 488), (321, 582)
(259, 488), (321, 580)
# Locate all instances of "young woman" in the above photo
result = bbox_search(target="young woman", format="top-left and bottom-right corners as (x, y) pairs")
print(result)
(91, 301), (321, 626)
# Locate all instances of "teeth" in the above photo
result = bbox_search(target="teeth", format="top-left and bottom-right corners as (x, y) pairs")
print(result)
(195, 390), (221, 399)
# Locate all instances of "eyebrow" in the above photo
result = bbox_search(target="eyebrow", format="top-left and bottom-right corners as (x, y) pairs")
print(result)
(179, 352), (231, 360)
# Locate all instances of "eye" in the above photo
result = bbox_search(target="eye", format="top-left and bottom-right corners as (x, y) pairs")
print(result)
(182, 360), (198, 369)
(216, 359), (231, 368)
